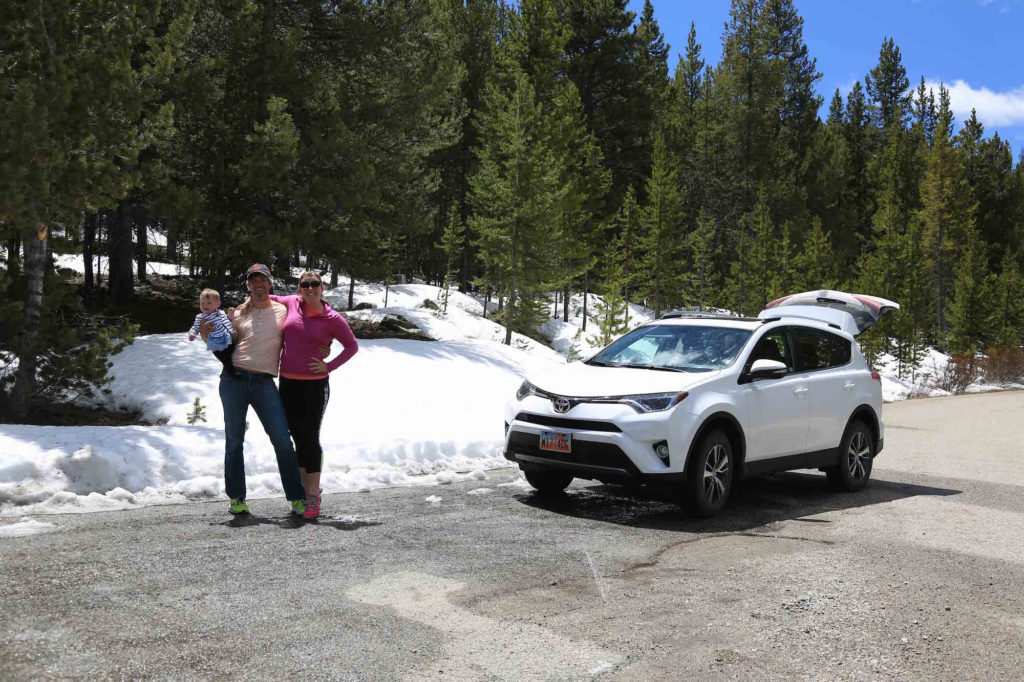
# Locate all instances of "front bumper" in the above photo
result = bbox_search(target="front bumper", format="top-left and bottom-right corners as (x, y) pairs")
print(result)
(503, 399), (697, 483)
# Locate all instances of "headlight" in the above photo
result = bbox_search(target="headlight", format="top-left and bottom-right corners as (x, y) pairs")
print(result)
(617, 392), (688, 413)
(516, 380), (537, 401)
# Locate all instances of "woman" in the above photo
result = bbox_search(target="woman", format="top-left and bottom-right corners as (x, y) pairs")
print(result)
(270, 271), (358, 520)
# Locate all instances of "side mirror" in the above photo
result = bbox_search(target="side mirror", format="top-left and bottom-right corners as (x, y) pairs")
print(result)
(749, 358), (788, 381)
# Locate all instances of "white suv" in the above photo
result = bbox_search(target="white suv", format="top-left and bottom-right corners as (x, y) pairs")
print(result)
(504, 290), (898, 516)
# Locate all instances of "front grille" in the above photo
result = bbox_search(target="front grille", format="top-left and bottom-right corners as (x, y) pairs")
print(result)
(513, 412), (621, 433)
(506, 431), (639, 475)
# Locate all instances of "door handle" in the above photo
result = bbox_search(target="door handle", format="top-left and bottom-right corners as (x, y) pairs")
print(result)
(843, 383), (856, 390)
(793, 387), (809, 395)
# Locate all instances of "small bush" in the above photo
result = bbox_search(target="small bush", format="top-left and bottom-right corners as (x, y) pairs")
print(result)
(186, 396), (207, 425)
(929, 354), (978, 395)
(979, 346), (1024, 386)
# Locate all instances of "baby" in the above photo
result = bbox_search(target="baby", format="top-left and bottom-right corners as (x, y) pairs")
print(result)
(188, 288), (236, 376)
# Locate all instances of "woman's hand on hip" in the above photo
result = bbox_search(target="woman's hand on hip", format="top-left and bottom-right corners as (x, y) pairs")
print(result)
(308, 357), (328, 374)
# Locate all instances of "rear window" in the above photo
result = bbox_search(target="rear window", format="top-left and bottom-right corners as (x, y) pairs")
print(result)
(791, 327), (851, 371)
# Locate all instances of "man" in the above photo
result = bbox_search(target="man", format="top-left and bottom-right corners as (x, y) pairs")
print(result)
(201, 263), (305, 516)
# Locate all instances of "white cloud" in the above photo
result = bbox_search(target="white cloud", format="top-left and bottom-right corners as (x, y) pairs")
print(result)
(925, 79), (1024, 127)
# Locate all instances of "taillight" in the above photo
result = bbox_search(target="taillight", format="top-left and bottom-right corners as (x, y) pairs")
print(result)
(871, 371), (881, 382)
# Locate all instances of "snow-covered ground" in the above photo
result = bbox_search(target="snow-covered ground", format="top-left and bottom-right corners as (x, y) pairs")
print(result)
(0, 282), (568, 516)
(2, 273), (1019, 520)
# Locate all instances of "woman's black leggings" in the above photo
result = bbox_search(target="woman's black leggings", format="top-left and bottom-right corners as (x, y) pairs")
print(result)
(279, 376), (330, 473)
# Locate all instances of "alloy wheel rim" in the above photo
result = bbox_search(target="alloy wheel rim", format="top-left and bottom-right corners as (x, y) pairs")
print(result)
(703, 444), (730, 503)
(847, 432), (871, 480)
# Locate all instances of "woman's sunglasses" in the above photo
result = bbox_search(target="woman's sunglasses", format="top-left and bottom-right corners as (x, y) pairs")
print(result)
(300, 281), (322, 289)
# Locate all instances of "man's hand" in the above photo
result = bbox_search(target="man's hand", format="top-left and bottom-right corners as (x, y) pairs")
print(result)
(199, 321), (214, 343)
(188, 332), (196, 342)
(308, 357), (328, 374)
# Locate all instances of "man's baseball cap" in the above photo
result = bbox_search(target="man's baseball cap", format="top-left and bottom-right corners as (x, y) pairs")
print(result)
(245, 263), (272, 281)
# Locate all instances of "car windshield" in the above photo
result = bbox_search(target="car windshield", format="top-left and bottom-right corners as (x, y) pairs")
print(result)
(587, 324), (752, 372)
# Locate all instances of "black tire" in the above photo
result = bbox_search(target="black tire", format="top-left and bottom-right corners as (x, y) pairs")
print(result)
(524, 469), (573, 494)
(681, 430), (734, 517)
(826, 420), (874, 492)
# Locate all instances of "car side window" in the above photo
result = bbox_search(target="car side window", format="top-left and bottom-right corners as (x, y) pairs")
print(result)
(830, 333), (852, 366)
(792, 327), (850, 371)
(747, 329), (795, 372)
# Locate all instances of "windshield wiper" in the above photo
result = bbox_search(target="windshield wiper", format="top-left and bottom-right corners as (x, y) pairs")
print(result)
(644, 365), (690, 373)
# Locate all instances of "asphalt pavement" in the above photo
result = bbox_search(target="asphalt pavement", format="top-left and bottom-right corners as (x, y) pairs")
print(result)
(2, 390), (1023, 680)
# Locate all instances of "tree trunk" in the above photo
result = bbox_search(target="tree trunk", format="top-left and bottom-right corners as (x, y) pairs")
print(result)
(330, 263), (338, 289)
(582, 271), (589, 332)
(10, 227), (48, 419)
(108, 201), (134, 304)
(82, 212), (96, 297)
(6, 238), (19, 274)
(483, 286), (491, 320)
(95, 211), (106, 285)
(348, 277), (355, 310)
(165, 219), (178, 262)
(562, 285), (569, 323)
(136, 216), (148, 282)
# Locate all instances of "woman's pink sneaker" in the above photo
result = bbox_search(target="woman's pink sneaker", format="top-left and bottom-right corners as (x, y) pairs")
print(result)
(303, 490), (321, 520)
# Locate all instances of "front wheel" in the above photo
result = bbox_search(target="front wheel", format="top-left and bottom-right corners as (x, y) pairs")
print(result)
(826, 421), (874, 492)
(524, 469), (573, 494)
(681, 430), (733, 517)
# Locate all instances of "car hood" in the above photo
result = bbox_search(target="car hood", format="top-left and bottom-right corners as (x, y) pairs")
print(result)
(529, 362), (719, 397)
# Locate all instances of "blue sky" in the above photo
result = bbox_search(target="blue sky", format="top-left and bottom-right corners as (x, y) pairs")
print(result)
(629, 0), (1024, 157)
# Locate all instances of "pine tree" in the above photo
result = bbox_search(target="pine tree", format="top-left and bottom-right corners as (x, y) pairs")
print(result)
(686, 210), (720, 311)
(470, 68), (566, 345)
(992, 250), (1024, 347)
(947, 226), (993, 354)
(588, 232), (631, 348)
(865, 37), (910, 135)
(729, 185), (775, 315)
(920, 89), (974, 341)
(437, 201), (465, 313)
(790, 217), (836, 292)
(637, 131), (684, 318)
(0, 1), (173, 418)
(607, 186), (643, 321)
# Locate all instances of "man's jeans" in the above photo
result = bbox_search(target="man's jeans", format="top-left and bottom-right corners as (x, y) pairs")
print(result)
(219, 369), (305, 502)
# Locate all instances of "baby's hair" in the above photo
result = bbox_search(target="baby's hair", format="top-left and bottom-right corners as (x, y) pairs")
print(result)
(200, 288), (221, 301)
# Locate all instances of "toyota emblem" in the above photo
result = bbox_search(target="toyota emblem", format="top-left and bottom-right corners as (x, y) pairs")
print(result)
(553, 397), (571, 413)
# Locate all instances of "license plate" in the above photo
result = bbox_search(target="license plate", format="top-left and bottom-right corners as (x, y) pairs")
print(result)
(539, 430), (571, 454)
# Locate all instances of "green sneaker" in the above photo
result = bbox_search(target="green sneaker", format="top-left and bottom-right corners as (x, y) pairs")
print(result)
(229, 498), (249, 515)
(291, 499), (306, 516)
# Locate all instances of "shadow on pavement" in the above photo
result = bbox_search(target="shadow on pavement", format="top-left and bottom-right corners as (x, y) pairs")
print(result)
(211, 515), (382, 531)
(515, 472), (961, 534)
(211, 514), (307, 529)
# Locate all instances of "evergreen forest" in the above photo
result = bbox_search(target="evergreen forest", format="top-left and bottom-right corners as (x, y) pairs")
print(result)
(2, 0), (1024, 419)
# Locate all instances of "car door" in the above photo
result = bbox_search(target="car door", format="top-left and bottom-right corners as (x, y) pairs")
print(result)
(741, 327), (810, 462)
(791, 326), (856, 452)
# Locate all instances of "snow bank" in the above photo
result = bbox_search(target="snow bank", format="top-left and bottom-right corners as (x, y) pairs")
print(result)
(0, 517), (56, 537)
(1, 315), (562, 515)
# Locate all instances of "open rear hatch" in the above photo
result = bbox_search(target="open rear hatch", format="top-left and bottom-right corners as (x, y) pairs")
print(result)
(759, 290), (900, 336)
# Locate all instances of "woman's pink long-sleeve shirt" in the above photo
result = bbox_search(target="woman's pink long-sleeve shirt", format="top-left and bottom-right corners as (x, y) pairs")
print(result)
(270, 295), (358, 380)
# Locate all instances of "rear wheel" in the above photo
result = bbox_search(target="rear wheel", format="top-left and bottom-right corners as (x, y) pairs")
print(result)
(524, 469), (573, 494)
(682, 430), (733, 517)
(826, 421), (874, 492)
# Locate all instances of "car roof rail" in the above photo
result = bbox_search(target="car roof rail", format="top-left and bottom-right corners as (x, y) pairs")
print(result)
(660, 310), (761, 322)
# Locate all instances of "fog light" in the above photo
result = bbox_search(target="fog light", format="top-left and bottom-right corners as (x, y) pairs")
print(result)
(654, 441), (670, 462)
